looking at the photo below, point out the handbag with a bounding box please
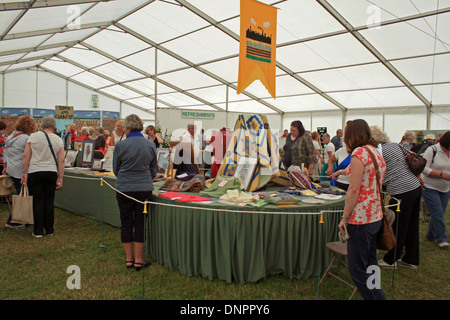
[364,147,397,251]
[399,144,426,175]
[10,184,34,225]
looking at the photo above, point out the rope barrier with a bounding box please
[64,173,401,216]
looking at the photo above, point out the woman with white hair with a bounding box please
[22,116,64,238]
[400,130,415,151]
[113,114,157,271]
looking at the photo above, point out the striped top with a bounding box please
[381,142,421,196]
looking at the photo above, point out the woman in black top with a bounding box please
[94,127,106,152]
[145,125,163,148]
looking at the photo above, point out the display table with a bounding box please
[56,168,345,284]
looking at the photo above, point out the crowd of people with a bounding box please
[281,119,450,300]
[2,113,449,294]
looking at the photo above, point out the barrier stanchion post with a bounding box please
[99,178,107,252]
[316,211,325,300]
[137,200,151,300]
[391,201,401,290]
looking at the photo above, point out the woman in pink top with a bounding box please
[334,119,387,300]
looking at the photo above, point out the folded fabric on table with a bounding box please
[158,191,212,202]
[219,189,259,203]
[160,174,205,192]
[316,187,346,195]
[264,193,299,205]
[175,172,199,181]
[199,175,242,198]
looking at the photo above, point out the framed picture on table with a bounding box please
[64,150,78,168]
[234,157,258,191]
[156,148,170,173]
[81,139,95,166]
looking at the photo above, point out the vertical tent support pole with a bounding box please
[35,68,39,109]
[342,109,347,131]
[225,85,229,129]
[66,79,69,106]
[155,48,158,127]
[1,73,5,108]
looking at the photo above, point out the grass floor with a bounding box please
[0,201,449,301]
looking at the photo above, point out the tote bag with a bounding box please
[11,184,33,225]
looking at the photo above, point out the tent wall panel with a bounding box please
[4,70,36,108]
[68,81,121,112]
[430,106,450,131]
[384,109,427,143]
[37,70,66,109]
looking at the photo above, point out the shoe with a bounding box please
[126,261,134,269]
[5,223,25,229]
[378,259,397,269]
[438,242,449,249]
[134,261,151,271]
[32,232,43,238]
[397,258,418,270]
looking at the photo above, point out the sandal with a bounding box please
[126,261,134,269]
[134,261,151,271]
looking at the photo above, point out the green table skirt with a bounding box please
[148,198,342,283]
[56,169,344,283]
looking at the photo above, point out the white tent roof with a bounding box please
[1,0,449,118]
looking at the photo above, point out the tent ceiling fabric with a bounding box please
[1,0,449,116]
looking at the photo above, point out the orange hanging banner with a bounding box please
[237,0,277,99]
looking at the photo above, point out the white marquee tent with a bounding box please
[0,0,449,141]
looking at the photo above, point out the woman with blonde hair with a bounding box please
[110,120,126,146]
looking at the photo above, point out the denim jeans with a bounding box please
[347,220,387,300]
[422,187,450,244]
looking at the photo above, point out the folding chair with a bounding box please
[319,241,358,300]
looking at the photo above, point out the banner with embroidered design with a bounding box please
[237,0,277,99]
[216,114,289,192]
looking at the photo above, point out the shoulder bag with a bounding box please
[399,144,426,175]
[364,147,397,251]
[43,131,58,168]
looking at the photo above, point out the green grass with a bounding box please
[0,202,449,301]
